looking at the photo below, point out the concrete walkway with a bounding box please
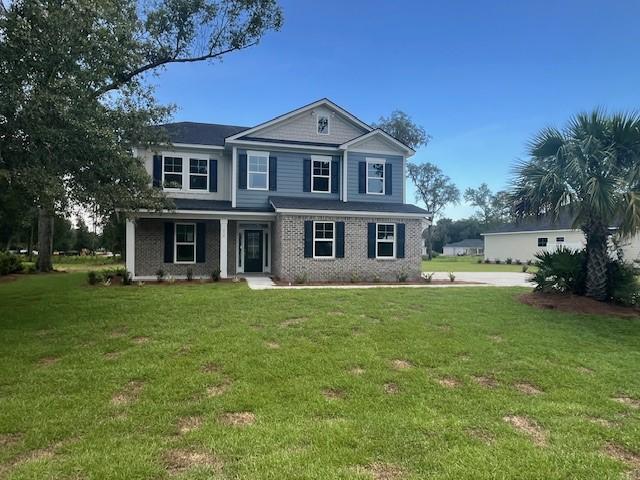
[243,272,534,290]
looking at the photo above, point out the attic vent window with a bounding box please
[317,114,329,135]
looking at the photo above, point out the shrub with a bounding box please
[515,259,522,265]
[522,265,529,273]
[422,272,434,283]
[87,271,101,285]
[121,270,133,286]
[349,271,360,283]
[186,268,193,282]
[530,248,587,294]
[167,275,176,284]
[526,259,533,266]
[448,272,456,282]
[607,261,640,307]
[0,251,23,276]
[156,268,165,282]
[371,273,381,283]
[477,258,483,264]
[210,269,221,282]
[396,270,408,283]
[506,258,513,264]
[294,271,308,284]
[484,258,491,264]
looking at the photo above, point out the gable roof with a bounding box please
[443,239,484,248]
[339,128,415,155]
[155,122,248,147]
[225,98,372,142]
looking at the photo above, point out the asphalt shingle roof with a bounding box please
[443,239,484,248]
[482,210,577,234]
[269,196,429,215]
[154,122,249,147]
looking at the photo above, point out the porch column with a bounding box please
[125,219,135,276]
[220,218,228,278]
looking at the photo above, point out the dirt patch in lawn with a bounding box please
[201,362,221,373]
[514,382,543,395]
[577,366,594,374]
[322,388,346,400]
[109,327,128,338]
[176,416,203,435]
[503,415,547,446]
[391,359,413,370]
[38,356,59,366]
[602,443,640,476]
[357,462,405,480]
[218,412,255,427]
[519,292,640,318]
[104,351,122,360]
[164,449,222,475]
[131,336,150,345]
[0,432,23,447]
[466,428,495,445]
[111,380,144,406]
[436,324,452,332]
[280,317,308,327]
[384,383,399,395]
[349,366,365,375]
[472,376,499,388]
[265,341,280,349]
[438,377,461,389]
[207,380,231,397]
[613,396,640,409]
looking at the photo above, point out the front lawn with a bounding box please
[0,274,638,479]
[423,255,535,272]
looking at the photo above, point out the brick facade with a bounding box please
[272,214,424,282]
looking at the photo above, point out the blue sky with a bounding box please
[152,0,640,219]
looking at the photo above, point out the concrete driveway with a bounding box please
[428,271,535,287]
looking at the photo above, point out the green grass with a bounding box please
[21,256,124,272]
[0,274,638,479]
[422,255,536,272]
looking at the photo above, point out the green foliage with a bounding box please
[464,183,513,224]
[531,248,587,295]
[430,217,482,253]
[372,111,430,150]
[448,272,456,282]
[293,271,308,285]
[0,251,23,275]
[607,262,640,307]
[349,271,360,283]
[522,265,529,273]
[155,269,165,282]
[87,271,101,285]
[422,272,434,283]
[210,269,221,282]
[396,270,408,283]
[505,258,513,264]
[186,268,193,282]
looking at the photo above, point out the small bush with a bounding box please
[515,259,522,265]
[121,270,133,285]
[294,271,308,284]
[608,261,640,307]
[0,251,23,276]
[396,270,408,283]
[349,272,360,283]
[186,268,193,282]
[530,248,586,294]
[156,268,165,282]
[87,271,101,285]
[371,273,381,283]
[448,272,456,282]
[522,265,529,273]
[167,275,176,284]
[526,259,533,266]
[422,272,434,283]
[506,258,513,264]
[24,264,36,274]
[495,259,502,264]
[477,258,482,263]
[484,259,491,264]
[210,269,221,282]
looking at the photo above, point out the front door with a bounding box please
[244,230,263,273]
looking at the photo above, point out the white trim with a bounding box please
[225,98,372,141]
[339,129,415,156]
[310,155,332,193]
[246,150,269,191]
[167,143,225,150]
[132,209,275,220]
[231,146,238,207]
[376,223,396,259]
[220,219,228,278]
[162,155,184,191]
[174,222,196,264]
[366,158,386,195]
[226,139,340,152]
[316,113,330,135]
[481,228,578,236]
[270,206,428,219]
[236,227,243,273]
[125,220,135,275]
[312,220,335,259]
[402,155,406,204]
[161,152,211,193]
[236,224,271,274]
[187,157,209,192]
[342,150,348,202]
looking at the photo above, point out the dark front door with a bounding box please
[244,230,263,273]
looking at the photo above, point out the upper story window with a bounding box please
[367,159,385,195]
[376,223,395,258]
[313,221,335,258]
[189,159,208,190]
[247,150,269,190]
[175,223,196,263]
[163,157,183,189]
[317,114,329,135]
[538,237,548,247]
[311,155,331,193]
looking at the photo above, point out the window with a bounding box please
[175,223,196,263]
[377,223,395,258]
[537,237,548,247]
[317,114,329,135]
[189,158,208,190]
[367,159,385,194]
[313,221,334,258]
[556,236,565,243]
[247,151,269,190]
[311,155,331,192]
[163,157,183,189]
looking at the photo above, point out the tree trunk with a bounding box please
[36,208,54,272]
[584,221,609,301]
[426,224,433,260]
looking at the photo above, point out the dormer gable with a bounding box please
[340,129,415,156]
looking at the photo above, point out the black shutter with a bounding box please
[396,223,405,258]
[359,161,366,194]
[269,156,277,191]
[196,222,206,263]
[209,159,217,192]
[367,223,376,258]
[153,155,162,188]
[304,220,313,258]
[331,159,339,194]
[303,158,311,192]
[164,222,174,263]
[385,163,393,196]
[238,153,247,189]
[335,221,345,258]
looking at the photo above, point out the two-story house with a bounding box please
[126,99,430,282]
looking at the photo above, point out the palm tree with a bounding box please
[511,110,640,301]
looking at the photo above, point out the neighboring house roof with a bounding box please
[155,122,249,147]
[443,239,484,248]
[483,210,582,234]
[269,196,430,216]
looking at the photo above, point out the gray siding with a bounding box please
[236,149,341,209]
[346,152,404,203]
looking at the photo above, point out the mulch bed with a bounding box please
[519,292,640,318]
[89,276,242,287]
[272,279,483,287]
